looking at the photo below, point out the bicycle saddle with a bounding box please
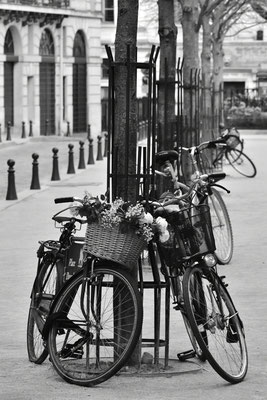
[155,150,179,165]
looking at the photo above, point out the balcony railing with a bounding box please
[0,0,70,8]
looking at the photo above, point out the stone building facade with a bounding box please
[0,0,102,139]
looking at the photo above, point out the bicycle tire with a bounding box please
[47,264,143,387]
[226,149,257,178]
[183,265,248,383]
[27,258,62,364]
[208,188,233,265]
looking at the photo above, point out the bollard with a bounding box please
[6,159,18,200]
[6,121,11,141]
[78,140,86,169]
[66,121,70,137]
[51,148,60,181]
[96,135,103,161]
[67,143,75,174]
[29,120,33,137]
[45,119,49,136]
[21,121,26,139]
[87,124,91,141]
[103,132,108,157]
[87,137,95,165]
[30,153,41,190]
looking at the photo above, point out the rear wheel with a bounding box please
[27,257,62,364]
[183,266,248,383]
[208,188,233,265]
[47,264,143,387]
[226,149,257,178]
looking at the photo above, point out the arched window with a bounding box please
[4,29,14,55]
[39,29,54,56]
[73,30,86,58]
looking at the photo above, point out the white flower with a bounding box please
[155,216,168,233]
[143,212,153,224]
[159,230,170,243]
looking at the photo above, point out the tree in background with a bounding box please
[157,0,177,151]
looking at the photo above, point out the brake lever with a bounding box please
[211,183,230,194]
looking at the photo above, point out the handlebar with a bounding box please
[54,196,83,204]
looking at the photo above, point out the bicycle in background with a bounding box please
[199,126,257,178]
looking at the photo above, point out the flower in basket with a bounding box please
[71,193,169,244]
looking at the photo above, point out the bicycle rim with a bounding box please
[183,266,248,383]
[47,265,143,387]
[208,188,233,265]
[226,149,257,178]
[27,259,61,364]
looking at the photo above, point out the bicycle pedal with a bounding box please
[60,344,84,359]
[177,349,196,361]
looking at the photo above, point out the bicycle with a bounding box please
[36,196,144,387]
[200,126,257,178]
[27,205,87,364]
[148,150,248,383]
[156,142,234,265]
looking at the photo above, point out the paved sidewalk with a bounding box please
[0,132,267,399]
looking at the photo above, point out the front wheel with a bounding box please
[208,188,233,265]
[226,149,257,178]
[27,257,63,364]
[47,264,143,387]
[183,266,248,383]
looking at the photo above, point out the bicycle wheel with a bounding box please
[47,264,143,387]
[208,188,233,265]
[226,149,257,178]
[27,257,62,364]
[183,265,248,383]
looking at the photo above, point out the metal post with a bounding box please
[51,148,60,181]
[78,140,86,169]
[30,153,41,190]
[21,121,26,139]
[29,120,33,137]
[96,135,103,161]
[67,143,75,174]
[6,121,11,141]
[87,138,94,165]
[6,159,18,200]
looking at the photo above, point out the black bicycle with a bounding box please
[27,206,87,364]
[200,127,257,178]
[156,144,233,265]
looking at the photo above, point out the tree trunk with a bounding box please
[114,0,139,203]
[212,38,224,124]
[201,13,212,141]
[114,0,140,367]
[157,0,177,151]
[180,0,200,146]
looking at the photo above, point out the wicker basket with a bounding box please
[84,223,146,269]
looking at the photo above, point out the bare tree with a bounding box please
[114,0,139,203]
[157,0,178,150]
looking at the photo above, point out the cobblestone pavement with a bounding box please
[0,132,267,399]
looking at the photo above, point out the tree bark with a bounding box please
[157,0,177,151]
[114,0,139,202]
[179,0,200,146]
[201,13,212,141]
